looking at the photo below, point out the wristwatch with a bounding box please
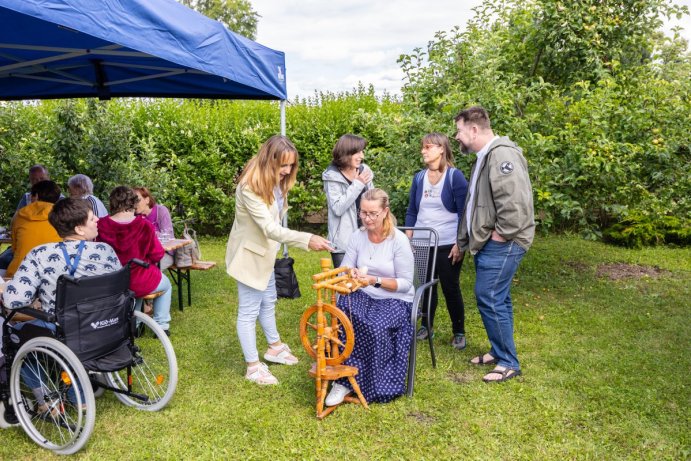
[374,277,382,288]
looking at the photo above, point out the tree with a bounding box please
[178,0,258,39]
[398,0,690,244]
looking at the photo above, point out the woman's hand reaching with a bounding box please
[308,235,335,252]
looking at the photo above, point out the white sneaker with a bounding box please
[325,383,351,406]
[245,362,278,385]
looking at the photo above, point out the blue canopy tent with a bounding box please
[0,0,287,131]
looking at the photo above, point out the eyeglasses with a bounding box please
[358,210,383,220]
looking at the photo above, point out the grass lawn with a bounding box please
[2,235,689,460]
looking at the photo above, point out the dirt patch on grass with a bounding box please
[596,263,671,280]
[407,411,436,425]
[447,370,474,384]
[565,260,590,273]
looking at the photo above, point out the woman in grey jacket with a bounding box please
[322,134,374,267]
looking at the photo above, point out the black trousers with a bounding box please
[421,243,465,335]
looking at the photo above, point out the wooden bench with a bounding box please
[140,290,164,316]
[168,261,217,311]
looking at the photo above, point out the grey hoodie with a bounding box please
[322,164,374,254]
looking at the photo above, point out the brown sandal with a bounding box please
[469,353,497,366]
[482,367,522,383]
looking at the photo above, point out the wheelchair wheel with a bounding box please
[105,311,177,411]
[9,337,96,455]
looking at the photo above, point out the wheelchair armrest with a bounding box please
[9,306,56,323]
[128,258,150,268]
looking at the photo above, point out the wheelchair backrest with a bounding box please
[55,265,134,363]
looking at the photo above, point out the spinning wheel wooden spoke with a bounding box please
[299,304,354,365]
[299,258,370,419]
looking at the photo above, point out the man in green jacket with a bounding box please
[455,106,535,383]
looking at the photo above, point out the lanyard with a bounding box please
[59,240,86,276]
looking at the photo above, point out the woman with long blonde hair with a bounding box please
[225,135,333,385]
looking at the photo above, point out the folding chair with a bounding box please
[398,226,439,397]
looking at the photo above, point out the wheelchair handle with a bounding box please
[128,258,150,268]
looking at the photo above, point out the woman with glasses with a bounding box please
[405,133,469,350]
[225,135,333,386]
[324,188,414,406]
[322,134,374,268]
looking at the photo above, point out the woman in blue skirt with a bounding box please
[326,188,415,405]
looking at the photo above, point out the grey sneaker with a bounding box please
[416,326,434,341]
[451,333,467,350]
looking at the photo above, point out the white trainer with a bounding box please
[325,383,351,406]
[245,362,278,385]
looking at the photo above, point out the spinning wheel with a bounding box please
[299,303,354,365]
[299,258,369,419]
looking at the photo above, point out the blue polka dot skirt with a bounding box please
[336,290,413,403]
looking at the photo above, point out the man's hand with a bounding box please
[491,230,507,242]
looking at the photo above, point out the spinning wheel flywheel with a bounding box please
[299,303,354,365]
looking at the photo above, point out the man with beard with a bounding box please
[454,106,535,383]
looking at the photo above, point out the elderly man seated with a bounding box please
[5,180,62,278]
[67,174,109,218]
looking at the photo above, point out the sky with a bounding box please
[249,0,691,100]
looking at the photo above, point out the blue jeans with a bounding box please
[236,273,280,363]
[474,240,526,370]
[135,275,172,330]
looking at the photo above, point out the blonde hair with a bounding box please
[361,188,397,238]
[238,135,299,205]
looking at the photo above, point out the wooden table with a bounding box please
[162,238,192,252]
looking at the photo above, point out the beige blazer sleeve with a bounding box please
[225,185,312,291]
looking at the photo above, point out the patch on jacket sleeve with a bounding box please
[499,161,514,175]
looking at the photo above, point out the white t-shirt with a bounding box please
[466,136,499,237]
[414,169,458,246]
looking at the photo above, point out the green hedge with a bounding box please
[1,80,688,248]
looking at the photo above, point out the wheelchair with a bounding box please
[0,260,177,455]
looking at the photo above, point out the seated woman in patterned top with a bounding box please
[2,198,121,314]
[1,198,120,417]
[325,188,415,406]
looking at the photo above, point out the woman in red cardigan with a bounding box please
[97,186,172,335]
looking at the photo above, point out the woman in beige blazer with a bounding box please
[226,135,333,385]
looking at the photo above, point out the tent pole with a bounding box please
[280,99,286,136]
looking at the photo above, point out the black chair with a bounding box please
[398,226,439,397]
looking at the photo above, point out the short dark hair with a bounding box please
[133,187,156,208]
[331,134,367,169]
[49,198,92,238]
[454,106,491,130]
[109,186,139,214]
[30,180,61,203]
